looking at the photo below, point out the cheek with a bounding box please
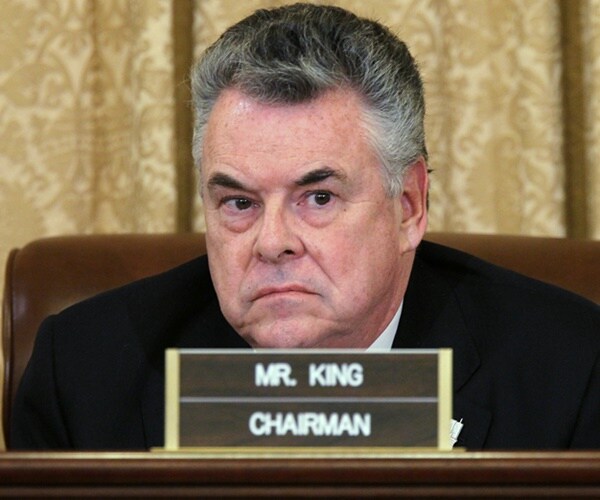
[207,231,253,290]
[308,237,359,286]
[207,233,234,286]
[322,226,400,286]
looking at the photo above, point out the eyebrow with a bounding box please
[206,167,347,192]
[295,167,347,186]
[207,173,248,191]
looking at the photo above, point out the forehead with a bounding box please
[201,87,380,184]
[207,86,367,132]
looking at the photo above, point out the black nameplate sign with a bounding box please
[164,349,452,452]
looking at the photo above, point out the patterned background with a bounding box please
[2,1,599,271]
[0,0,599,445]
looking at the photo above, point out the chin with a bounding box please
[248,334,314,350]
[243,321,329,349]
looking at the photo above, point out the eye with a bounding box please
[307,191,333,207]
[223,197,254,211]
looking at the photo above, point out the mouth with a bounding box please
[252,285,315,301]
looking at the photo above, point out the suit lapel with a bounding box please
[395,249,491,449]
[138,304,250,448]
[124,257,250,448]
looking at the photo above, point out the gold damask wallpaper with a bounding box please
[0,0,599,445]
[2,0,599,265]
[584,0,600,239]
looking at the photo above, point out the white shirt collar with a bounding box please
[366,301,403,351]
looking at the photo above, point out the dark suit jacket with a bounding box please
[11,241,600,450]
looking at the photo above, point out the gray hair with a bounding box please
[191,3,427,196]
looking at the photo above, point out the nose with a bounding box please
[254,204,304,263]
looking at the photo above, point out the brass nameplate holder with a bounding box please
[163,349,453,456]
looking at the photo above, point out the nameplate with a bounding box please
[164,349,452,452]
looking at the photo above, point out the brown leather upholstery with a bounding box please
[426,233,600,304]
[3,232,599,443]
[2,233,207,444]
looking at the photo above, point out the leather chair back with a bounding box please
[3,232,599,445]
[2,233,206,446]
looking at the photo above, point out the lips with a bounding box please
[252,285,314,301]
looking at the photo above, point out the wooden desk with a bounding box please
[0,451,599,497]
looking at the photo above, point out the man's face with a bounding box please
[201,87,427,348]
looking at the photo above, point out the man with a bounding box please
[11,3,600,450]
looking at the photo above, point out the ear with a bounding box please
[399,157,429,252]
